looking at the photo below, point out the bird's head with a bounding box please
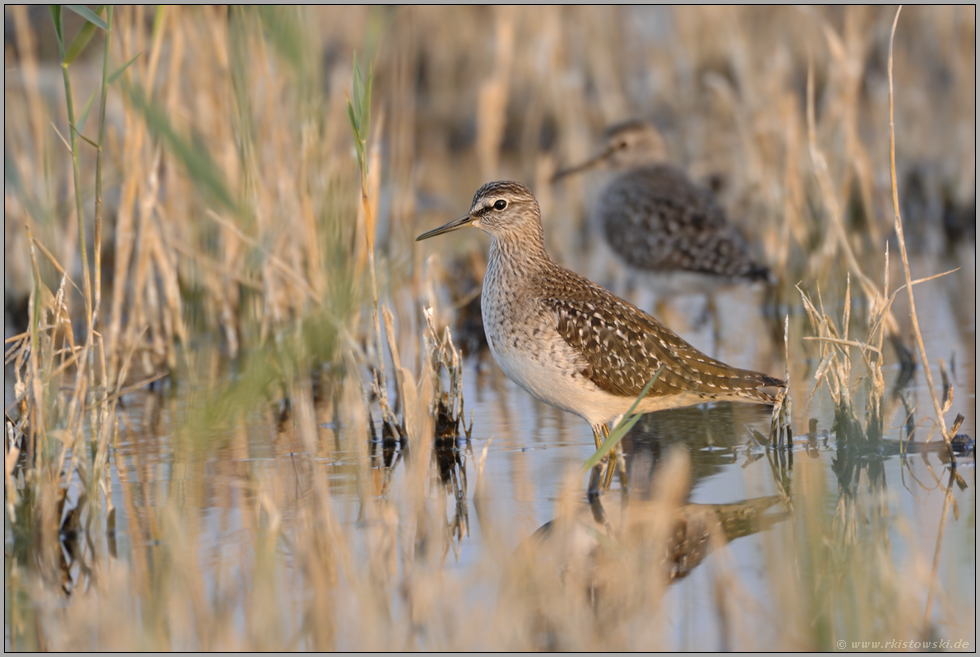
[552,120,667,181]
[416,181,543,242]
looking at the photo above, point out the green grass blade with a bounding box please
[125,82,238,213]
[63,14,100,65]
[583,412,644,471]
[108,51,142,85]
[346,98,364,172]
[348,52,372,178]
[151,5,166,42]
[361,62,373,145]
[583,365,663,471]
[75,87,98,133]
[72,129,100,149]
[49,5,65,55]
[64,4,108,30]
[352,53,363,120]
[256,6,305,77]
[346,97,359,139]
[69,128,99,150]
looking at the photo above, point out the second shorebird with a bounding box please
[416,181,783,455]
[553,120,770,292]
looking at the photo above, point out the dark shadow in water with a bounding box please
[6,484,95,599]
[433,433,471,556]
[371,402,473,559]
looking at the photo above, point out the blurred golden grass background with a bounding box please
[4,5,976,651]
[6,7,975,365]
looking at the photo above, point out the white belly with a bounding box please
[484,309,631,428]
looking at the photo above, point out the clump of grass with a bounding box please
[422,306,469,439]
[5,5,122,557]
[799,275,885,447]
[795,7,964,461]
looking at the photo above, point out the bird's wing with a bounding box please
[540,268,782,398]
[599,166,768,279]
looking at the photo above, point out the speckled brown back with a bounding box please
[535,263,782,399]
[599,165,770,281]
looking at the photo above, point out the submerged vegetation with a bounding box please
[4,6,975,651]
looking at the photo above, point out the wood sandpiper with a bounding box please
[416,181,783,463]
[553,120,771,293]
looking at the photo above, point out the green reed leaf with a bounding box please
[584,366,663,471]
[125,82,238,213]
[108,51,142,85]
[65,4,108,30]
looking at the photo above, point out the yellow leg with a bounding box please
[598,426,614,489]
[593,425,629,491]
[601,460,616,489]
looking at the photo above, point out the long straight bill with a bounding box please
[416,213,476,241]
[551,149,610,182]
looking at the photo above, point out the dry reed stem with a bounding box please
[886,7,955,462]
[359,106,393,427]
[91,7,113,402]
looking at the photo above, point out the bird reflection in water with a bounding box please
[567,404,789,577]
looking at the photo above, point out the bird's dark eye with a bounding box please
[616,140,628,150]
[493,199,507,210]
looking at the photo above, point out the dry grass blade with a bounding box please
[798,271,892,446]
[803,336,882,355]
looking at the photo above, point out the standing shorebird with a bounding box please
[553,120,771,293]
[416,181,783,468]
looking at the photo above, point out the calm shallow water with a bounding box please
[98,321,974,647]
[5,251,976,650]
